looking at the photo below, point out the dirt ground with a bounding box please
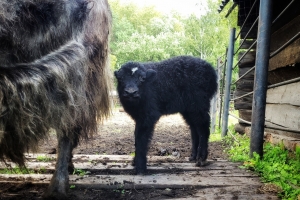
[0,108,235,200]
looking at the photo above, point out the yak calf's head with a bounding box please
[114,62,156,102]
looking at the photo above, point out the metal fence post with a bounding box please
[250,0,273,157]
[221,28,235,137]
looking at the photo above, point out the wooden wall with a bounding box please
[265,82,300,131]
[269,15,300,84]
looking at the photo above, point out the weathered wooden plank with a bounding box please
[172,194,279,200]
[270,15,300,52]
[245,126,300,152]
[171,194,278,200]
[233,90,253,110]
[238,67,255,80]
[237,51,256,67]
[265,104,300,130]
[24,154,180,162]
[238,109,252,122]
[0,173,262,189]
[264,131,300,151]
[269,15,300,71]
[0,161,243,172]
[264,128,300,140]
[267,81,300,106]
[24,154,228,163]
[268,65,300,85]
[239,39,257,50]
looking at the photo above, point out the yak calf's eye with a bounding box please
[139,76,145,82]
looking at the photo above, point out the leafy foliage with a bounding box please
[73,168,87,176]
[108,0,238,69]
[224,132,300,200]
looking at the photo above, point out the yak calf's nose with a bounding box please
[124,88,138,95]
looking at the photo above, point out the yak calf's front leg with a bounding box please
[43,133,76,200]
[133,119,157,174]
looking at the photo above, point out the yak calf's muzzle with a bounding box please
[123,87,139,99]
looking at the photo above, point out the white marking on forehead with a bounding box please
[131,67,138,75]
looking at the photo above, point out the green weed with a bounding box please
[36,155,53,162]
[113,184,126,195]
[73,169,87,176]
[0,167,34,174]
[130,152,135,157]
[70,185,76,189]
[224,132,300,200]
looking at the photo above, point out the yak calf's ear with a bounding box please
[146,69,156,81]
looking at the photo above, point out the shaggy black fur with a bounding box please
[0,0,111,199]
[115,56,218,174]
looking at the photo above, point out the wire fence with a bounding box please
[215,0,300,137]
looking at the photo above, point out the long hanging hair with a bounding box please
[0,0,112,166]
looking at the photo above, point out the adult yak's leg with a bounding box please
[43,129,79,200]
[133,116,160,174]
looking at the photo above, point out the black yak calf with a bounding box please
[0,0,111,199]
[114,56,218,174]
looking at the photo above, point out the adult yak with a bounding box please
[0,0,111,199]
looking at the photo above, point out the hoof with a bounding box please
[43,180,69,200]
[68,163,75,174]
[135,168,147,175]
[195,160,210,167]
[43,190,68,200]
[188,156,196,162]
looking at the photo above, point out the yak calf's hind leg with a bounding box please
[195,112,211,167]
[182,111,210,166]
[181,112,200,162]
[43,131,78,200]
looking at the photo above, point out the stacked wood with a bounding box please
[265,81,300,131]
[233,51,255,133]
[269,15,300,76]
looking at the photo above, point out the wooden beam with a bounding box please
[0,171,261,190]
[239,40,257,50]
[269,15,300,71]
[268,64,300,85]
[267,81,300,106]
[265,104,300,130]
[0,161,238,172]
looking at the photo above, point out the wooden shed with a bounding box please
[219,0,300,150]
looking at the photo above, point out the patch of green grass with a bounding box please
[0,167,35,174]
[223,131,300,200]
[70,185,76,189]
[113,184,126,195]
[209,132,222,142]
[73,168,87,176]
[36,155,53,162]
[130,152,135,157]
[34,167,47,174]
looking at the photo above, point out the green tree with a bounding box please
[108,0,238,68]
